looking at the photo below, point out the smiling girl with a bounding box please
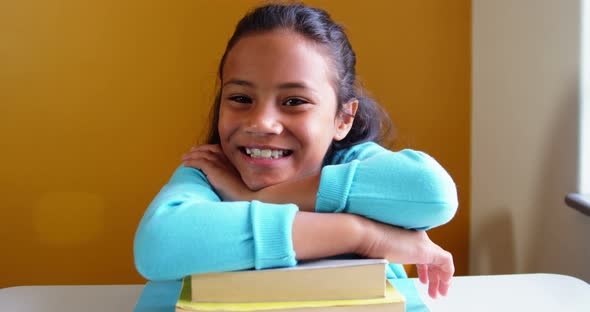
[134,3,458,299]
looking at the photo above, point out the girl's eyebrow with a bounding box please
[223,79,255,88]
[223,79,317,93]
[277,82,320,97]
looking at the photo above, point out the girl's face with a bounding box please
[218,30,355,191]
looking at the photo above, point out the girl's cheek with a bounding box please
[218,111,239,137]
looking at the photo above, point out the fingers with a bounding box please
[183,152,217,166]
[191,144,225,156]
[183,152,217,162]
[182,145,237,180]
[182,149,221,174]
[182,156,214,174]
[183,146,223,163]
[427,249,454,298]
[429,267,452,298]
[438,275,451,296]
[437,252,454,296]
[416,237,455,299]
[417,264,428,284]
[427,266,440,299]
[420,264,451,299]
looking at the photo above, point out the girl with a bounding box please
[134,3,458,299]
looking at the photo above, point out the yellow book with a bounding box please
[175,277,405,312]
[190,259,388,302]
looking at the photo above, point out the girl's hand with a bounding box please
[355,218,454,299]
[181,144,318,210]
[182,144,252,201]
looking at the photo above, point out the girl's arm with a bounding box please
[134,165,388,279]
[177,143,455,286]
[317,142,458,230]
[133,165,299,281]
[136,162,452,297]
[293,212,454,298]
[250,142,458,230]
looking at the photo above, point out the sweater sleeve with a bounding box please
[133,165,299,281]
[316,142,458,230]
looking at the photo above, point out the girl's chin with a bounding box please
[243,177,288,191]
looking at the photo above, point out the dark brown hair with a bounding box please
[206,3,394,159]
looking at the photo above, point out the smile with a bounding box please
[240,147,293,159]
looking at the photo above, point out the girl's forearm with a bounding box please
[291,211,365,259]
[292,211,436,265]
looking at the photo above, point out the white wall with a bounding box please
[582,0,590,194]
[472,0,590,281]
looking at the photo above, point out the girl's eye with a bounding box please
[229,95,252,104]
[283,98,308,106]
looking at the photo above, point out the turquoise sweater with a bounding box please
[134,142,458,281]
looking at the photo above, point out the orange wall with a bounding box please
[0,0,470,287]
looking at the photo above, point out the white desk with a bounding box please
[414,274,590,311]
[0,284,144,312]
[1,274,589,311]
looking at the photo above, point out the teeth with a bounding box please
[260,149,272,158]
[245,148,288,159]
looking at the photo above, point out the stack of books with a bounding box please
[175,258,405,312]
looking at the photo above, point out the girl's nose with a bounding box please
[243,102,283,136]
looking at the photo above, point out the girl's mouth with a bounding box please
[239,147,294,159]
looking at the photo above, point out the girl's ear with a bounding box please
[333,99,359,141]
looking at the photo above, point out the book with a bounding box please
[190,259,388,303]
[176,277,405,312]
